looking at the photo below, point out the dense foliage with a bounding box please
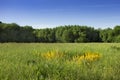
[0,21,120,42]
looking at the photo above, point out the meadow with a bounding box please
[0,43,120,80]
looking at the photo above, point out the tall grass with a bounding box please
[0,43,120,80]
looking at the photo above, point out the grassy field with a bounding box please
[0,43,120,80]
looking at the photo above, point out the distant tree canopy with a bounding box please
[0,22,120,42]
[0,21,2,24]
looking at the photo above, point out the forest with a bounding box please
[0,21,120,43]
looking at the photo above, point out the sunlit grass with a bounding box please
[0,43,120,80]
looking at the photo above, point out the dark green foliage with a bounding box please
[62,28,74,42]
[113,26,120,36]
[0,23,35,42]
[100,28,114,42]
[0,22,120,42]
[34,28,56,42]
[114,35,120,42]
[17,26,35,42]
[0,21,2,24]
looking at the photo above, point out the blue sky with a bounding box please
[1,0,120,29]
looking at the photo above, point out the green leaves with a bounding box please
[0,22,120,43]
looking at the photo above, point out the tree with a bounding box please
[0,21,120,43]
[0,23,20,42]
[114,35,120,42]
[0,21,2,23]
[55,26,65,42]
[62,29,74,42]
[75,32,86,42]
[113,26,120,36]
[18,26,35,42]
[100,28,113,42]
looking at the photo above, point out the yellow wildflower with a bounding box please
[41,51,63,60]
[72,52,100,64]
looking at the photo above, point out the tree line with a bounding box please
[0,21,120,43]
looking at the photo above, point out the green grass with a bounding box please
[0,43,120,80]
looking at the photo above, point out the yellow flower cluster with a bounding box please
[41,51,101,64]
[72,52,100,63]
[41,51,63,60]
[84,52,100,61]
